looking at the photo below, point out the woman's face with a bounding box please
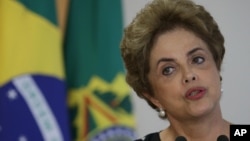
[146,28,221,120]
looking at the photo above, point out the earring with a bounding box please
[158,108,166,118]
[221,88,224,93]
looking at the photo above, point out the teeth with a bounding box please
[190,91,199,96]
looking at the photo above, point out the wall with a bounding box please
[122,0,250,138]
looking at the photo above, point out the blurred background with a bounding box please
[0,0,249,141]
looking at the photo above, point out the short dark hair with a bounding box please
[120,0,225,110]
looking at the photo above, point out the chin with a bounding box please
[189,100,218,118]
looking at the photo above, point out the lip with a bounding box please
[185,87,207,100]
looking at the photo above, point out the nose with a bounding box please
[183,69,197,84]
[184,75,196,83]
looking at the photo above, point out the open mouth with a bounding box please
[185,87,206,100]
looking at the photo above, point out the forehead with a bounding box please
[151,28,208,57]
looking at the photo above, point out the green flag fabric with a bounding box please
[64,0,136,140]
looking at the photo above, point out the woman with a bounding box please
[120,0,231,140]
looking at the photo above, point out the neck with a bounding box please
[163,106,230,141]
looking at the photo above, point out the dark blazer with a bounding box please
[135,132,161,141]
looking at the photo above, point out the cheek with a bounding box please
[151,77,179,96]
[203,68,221,93]
[152,81,182,106]
[200,60,221,82]
[210,67,221,83]
[206,71,220,83]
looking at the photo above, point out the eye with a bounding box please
[192,56,205,64]
[162,66,175,76]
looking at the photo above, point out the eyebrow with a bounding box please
[156,58,175,66]
[187,47,204,56]
[156,47,205,66]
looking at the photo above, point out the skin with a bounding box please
[144,28,230,141]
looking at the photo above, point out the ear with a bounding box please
[142,92,163,108]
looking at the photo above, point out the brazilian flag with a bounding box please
[0,0,70,140]
[64,0,136,141]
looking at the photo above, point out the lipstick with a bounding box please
[185,87,206,100]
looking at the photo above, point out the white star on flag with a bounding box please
[7,89,18,100]
[19,135,28,141]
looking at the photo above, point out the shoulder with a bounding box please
[134,132,160,141]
